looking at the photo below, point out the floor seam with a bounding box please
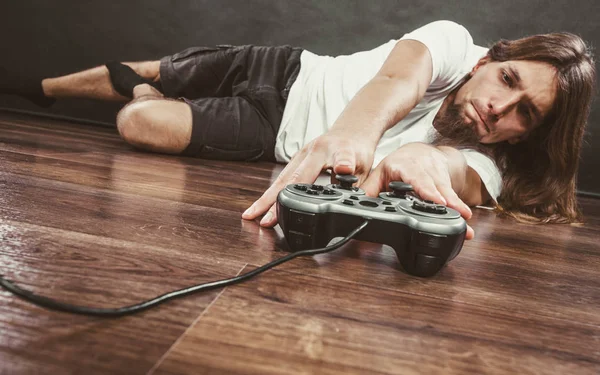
[146,263,249,375]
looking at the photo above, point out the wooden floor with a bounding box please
[0,111,599,375]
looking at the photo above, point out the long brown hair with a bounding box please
[486,33,596,223]
[433,33,596,224]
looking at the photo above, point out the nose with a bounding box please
[488,92,520,120]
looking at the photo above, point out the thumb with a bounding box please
[332,149,356,176]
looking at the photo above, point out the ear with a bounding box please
[470,56,490,76]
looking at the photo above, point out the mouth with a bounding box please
[472,104,491,134]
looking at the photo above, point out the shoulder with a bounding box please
[400,21,478,86]
[403,20,472,41]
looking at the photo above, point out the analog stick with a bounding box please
[389,181,414,197]
[335,174,359,190]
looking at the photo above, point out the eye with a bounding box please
[501,70,514,87]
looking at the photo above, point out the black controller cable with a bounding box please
[0,220,370,317]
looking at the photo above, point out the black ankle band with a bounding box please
[105,61,161,98]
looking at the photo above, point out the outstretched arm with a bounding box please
[243,39,435,226]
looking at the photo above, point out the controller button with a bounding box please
[289,209,316,232]
[424,200,434,204]
[350,195,359,200]
[343,199,354,205]
[294,184,308,191]
[336,174,359,190]
[434,205,448,214]
[382,201,392,205]
[306,189,319,195]
[389,181,414,197]
[322,189,336,195]
[385,206,397,212]
[412,200,427,211]
[288,231,314,249]
[311,184,324,191]
[359,201,378,208]
[415,231,446,249]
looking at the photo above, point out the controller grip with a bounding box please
[396,230,466,277]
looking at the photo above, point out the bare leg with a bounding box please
[41,61,161,101]
[116,84,193,154]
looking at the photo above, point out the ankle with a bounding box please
[41,78,55,98]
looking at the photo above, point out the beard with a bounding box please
[430,97,498,162]
[430,101,481,149]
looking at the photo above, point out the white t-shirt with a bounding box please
[274,20,502,201]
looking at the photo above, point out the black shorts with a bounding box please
[159,45,302,162]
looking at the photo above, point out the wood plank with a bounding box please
[151,265,600,375]
[0,220,247,374]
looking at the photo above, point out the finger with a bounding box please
[259,203,278,227]
[428,161,471,218]
[405,171,447,206]
[437,184,472,220]
[243,152,309,220]
[466,224,475,240]
[360,165,386,197]
[245,150,325,221]
[260,153,326,226]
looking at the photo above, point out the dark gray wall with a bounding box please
[1,0,599,194]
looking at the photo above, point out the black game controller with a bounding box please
[276,174,467,277]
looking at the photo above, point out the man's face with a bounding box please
[452,58,558,144]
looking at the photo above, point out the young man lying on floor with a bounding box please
[2,21,596,239]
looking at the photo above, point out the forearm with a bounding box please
[329,75,423,147]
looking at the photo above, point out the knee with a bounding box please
[116,98,193,154]
[116,100,155,144]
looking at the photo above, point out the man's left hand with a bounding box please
[360,143,475,240]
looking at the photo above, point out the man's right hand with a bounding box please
[241,130,376,227]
